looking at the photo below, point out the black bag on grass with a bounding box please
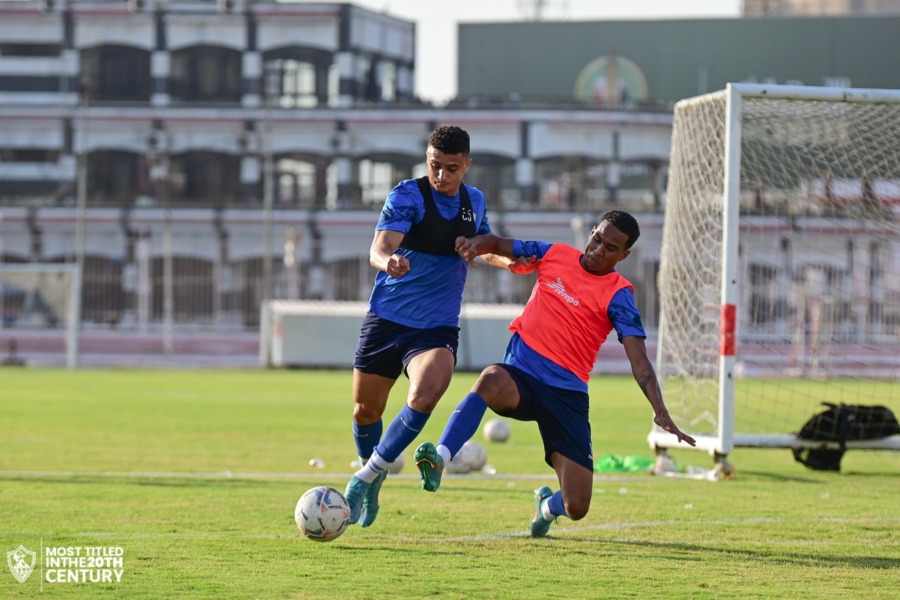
[792,403,900,471]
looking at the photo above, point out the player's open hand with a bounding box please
[508,256,538,275]
[654,412,697,446]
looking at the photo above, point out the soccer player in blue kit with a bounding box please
[414,210,696,536]
[343,125,507,528]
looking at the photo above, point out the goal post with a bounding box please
[650,83,900,463]
[0,263,82,369]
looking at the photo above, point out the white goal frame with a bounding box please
[649,83,900,459]
[0,263,82,369]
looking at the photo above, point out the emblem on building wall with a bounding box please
[573,55,649,107]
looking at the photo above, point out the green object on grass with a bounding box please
[595,453,657,473]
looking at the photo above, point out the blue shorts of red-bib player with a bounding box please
[353,311,459,379]
[494,363,594,472]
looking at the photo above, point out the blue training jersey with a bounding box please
[505,240,647,392]
[368,178,491,329]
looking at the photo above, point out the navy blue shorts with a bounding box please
[353,312,459,380]
[495,363,593,472]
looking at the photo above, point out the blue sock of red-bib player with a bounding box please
[438,392,489,457]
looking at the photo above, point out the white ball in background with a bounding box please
[446,447,471,474]
[463,440,487,471]
[445,440,488,473]
[483,418,511,443]
[387,453,405,474]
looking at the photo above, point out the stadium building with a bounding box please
[0,0,897,366]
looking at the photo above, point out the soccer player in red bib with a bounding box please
[415,210,696,537]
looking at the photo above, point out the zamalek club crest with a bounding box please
[7,545,36,583]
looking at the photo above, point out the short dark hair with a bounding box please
[428,125,470,155]
[601,210,640,249]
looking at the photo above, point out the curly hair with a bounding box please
[428,125,470,155]
[601,210,641,249]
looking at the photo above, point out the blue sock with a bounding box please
[353,420,383,462]
[374,405,429,463]
[547,491,568,519]
[438,392,488,458]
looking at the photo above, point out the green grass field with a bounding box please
[1,369,898,599]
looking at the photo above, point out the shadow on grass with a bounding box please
[830,470,900,477]
[729,470,821,483]
[739,468,900,481]
[562,536,900,570]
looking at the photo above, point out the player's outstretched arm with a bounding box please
[622,336,697,447]
[456,233,513,259]
[454,234,537,273]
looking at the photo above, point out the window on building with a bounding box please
[87,150,141,208]
[172,151,241,208]
[535,158,576,210]
[171,47,242,104]
[276,158,318,207]
[359,159,397,206]
[151,257,213,320]
[466,156,517,209]
[749,263,784,325]
[80,46,152,102]
[275,60,317,108]
[380,62,396,102]
[80,255,125,326]
[263,47,335,108]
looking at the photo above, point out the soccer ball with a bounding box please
[483,418,511,443]
[463,440,487,471]
[388,453,405,474]
[446,440,488,474]
[446,448,471,474]
[295,486,351,542]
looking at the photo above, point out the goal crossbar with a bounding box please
[726,82,900,103]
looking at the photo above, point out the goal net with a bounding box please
[650,84,900,461]
[0,263,81,368]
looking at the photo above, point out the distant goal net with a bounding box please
[0,263,81,368]
[650,84,900,462]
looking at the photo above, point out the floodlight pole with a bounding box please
[72,104,88,369]
[66,264,81,370]
[262,100,274,304]
[148,127,174,354]
[260,63,281,303]
[162,164,174,355]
